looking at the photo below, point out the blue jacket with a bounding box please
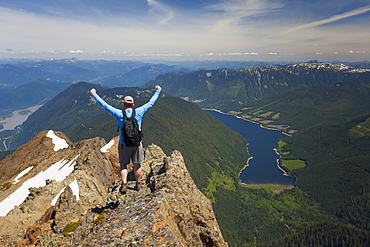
[92,90,161,145]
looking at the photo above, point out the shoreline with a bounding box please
[241,182,294,188]
[205,108,295,188]
[238,155,253,177]
[203,108,292,137]
[273,148,294,179]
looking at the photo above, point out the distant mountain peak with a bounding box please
[285,62,370,73]
[288,62,351,71]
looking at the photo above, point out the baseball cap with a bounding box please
[123,96,134,103]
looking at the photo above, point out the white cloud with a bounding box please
[146,0,174,25]
[282,5,370,34]
[207,0,283,20]
[348,50,366,54]
[69,50,84,54]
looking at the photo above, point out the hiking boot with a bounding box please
[120,183,127,194]
[135,182,142,191]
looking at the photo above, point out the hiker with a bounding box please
[90,86,162,194]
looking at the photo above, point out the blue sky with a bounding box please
[0,0,369,61]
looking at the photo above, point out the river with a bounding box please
[206,110,295,186]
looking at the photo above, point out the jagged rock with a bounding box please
[69,145,227,246]
[52,186,82,233]
[0,131,227,246]
[0,131,114,245]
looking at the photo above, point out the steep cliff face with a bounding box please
[0,131,227,246]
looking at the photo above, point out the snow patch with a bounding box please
[0,155,79,217]
[100,139,115,153]
[51,180,80,206]
[46,130,69,151]
[51,187,65,206]
[69,180,80,201]
[13,166,33,184]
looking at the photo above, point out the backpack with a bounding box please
[121,109,142,147]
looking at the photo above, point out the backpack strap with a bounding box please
[122,109,135,120]
[120,109,136,148]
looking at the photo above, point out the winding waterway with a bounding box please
[206,110,295,186]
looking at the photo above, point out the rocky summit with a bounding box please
[0,131,227,246]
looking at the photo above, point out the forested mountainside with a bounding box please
[239,82,370,134]
[258,222,370,247]
[0,80,71,116]
[146,62,370,110]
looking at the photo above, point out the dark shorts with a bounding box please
[118,143,143,165]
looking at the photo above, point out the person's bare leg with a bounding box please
[133,163,142,190]
[120,163,128,194]
[120,163,128,183]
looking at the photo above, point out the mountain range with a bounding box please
[0,58,191,90]
[1,60,370,246]
[146,62,370,110]
[1,59,369,119]
[0,58,290,90]
[2,58,369,91]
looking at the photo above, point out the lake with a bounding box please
[206,110,295,186]
[0,105,43,132]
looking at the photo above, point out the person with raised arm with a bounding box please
[90,86,162,194]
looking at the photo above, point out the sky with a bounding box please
[0,0,369,62]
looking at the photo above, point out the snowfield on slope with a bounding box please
[0,155,79,217]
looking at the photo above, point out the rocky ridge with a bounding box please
[0,131,227,246]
